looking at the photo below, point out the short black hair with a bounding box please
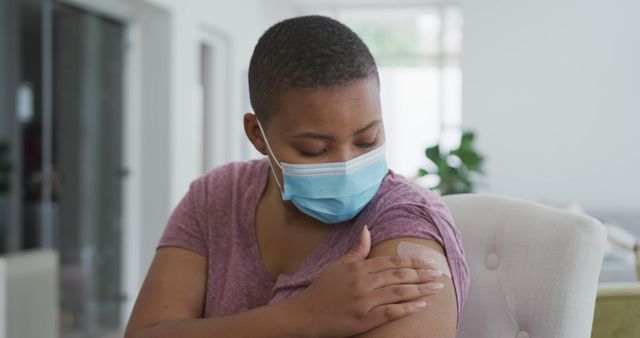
[248,15,379,125]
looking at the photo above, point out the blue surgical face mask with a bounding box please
[257,118,389,224]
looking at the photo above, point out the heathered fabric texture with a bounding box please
[157,158,470,326]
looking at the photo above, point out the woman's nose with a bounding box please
[332,147,357,163]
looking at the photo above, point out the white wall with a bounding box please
[110,0,273,323]
[121,0,171,323]
[135,0,270,207]
[461,0,640,212]
[287,0,640,213]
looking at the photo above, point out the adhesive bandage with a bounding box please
[396,241,452,279]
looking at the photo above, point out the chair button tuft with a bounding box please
[485,253,500,270]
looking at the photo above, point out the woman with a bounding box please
[125,15,469,338]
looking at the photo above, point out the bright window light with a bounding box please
[338,6,463,178]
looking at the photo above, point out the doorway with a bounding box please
[0,0,126,336]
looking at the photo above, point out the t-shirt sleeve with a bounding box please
[156,180,208,257]
[367,201,444,248]
[364,185,470,327]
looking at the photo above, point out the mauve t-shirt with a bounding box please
[157,158,470,326]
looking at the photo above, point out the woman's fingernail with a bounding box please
[422,282,444,292]
[426,269,443,278]
[420,258,435,266]
[412,300,427,311]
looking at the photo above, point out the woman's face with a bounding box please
[245,77,385,174]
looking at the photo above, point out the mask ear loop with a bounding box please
[255,116,285,197]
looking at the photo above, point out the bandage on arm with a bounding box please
[397,241,452,278]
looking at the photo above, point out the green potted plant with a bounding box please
[417,130,486,195]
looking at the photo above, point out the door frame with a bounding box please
[56,0,142,330]
[197,25,230,172]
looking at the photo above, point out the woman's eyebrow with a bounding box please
[292,119,381,140]
[354,120,381,135]
[292,132,334,140]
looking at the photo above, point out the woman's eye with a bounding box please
[357,140,376,148]
[298,148,327,157]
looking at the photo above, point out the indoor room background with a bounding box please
[0,0,638,337]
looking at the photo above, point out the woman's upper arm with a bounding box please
[353,237,458,338]
[124,246,207,338]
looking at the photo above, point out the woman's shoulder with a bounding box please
[360,169,459,248]
[184,158,269,207]
[369,171,470,326]
[193,158,269,189]
[370,170,451,218]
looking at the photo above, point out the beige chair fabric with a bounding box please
[442,194,606,338]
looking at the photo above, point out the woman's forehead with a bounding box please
[272,78,382,133]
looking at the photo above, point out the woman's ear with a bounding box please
[243,113,268,155]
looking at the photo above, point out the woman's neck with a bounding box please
[265,171,305,221]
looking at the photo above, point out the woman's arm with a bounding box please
[124,247,303,338]
[126,228,444,338]
[351,237,458,338]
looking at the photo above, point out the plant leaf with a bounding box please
[459,131,475,151]
[425,145,442,165]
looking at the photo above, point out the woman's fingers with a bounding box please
[358,255,436,274]
[366,282,445,307]
[366,297,430,326]
[363,267,443,291]
[295,252,444,337]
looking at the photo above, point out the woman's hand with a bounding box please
[286,226,445,338]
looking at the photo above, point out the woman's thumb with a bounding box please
[337,225,371,264]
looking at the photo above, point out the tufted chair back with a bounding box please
[443,194,606,338]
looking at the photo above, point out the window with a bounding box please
[337,6,463,178]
